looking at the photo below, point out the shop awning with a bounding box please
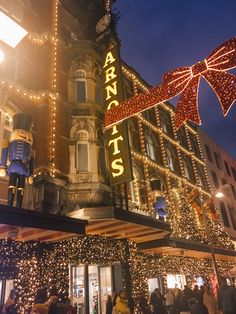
[0,204,87,242]
[68,207,171,243]
[137,237,236,261]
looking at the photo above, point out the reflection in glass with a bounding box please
[71,266,85,313]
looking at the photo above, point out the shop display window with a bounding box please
[167,274,186,290]
[70,265,112,314]
[71,265,85,313]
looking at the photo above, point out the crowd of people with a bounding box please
[145,277,236,314]
[1,287,77,314]
[1,278,236,314]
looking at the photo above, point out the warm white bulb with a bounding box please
[215,192,224,198]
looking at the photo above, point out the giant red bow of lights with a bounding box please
[105,37,236,129]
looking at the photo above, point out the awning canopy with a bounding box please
[137,237,236,261]
[0,204,87,242]
[68,207,171,243]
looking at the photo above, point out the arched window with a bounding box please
[76,130,89,172]
[75,70,86,103]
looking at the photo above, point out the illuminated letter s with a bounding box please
[111,158,125,177]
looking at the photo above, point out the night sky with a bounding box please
[114,0,236,159]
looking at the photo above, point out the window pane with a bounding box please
[71,266,85,313]
[214,153,222,170]
[76,81,86,102]
[88,266,99,314]
[99,267,112,314]
[224,160,231,176]
[204,144,212,162]
[211,171,219,188]
[77,144,88,172]
[220,202,230,227]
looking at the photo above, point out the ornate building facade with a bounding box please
[0,1,235,313]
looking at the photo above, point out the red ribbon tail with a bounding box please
[175,76,201,128]
[203,71,236,116]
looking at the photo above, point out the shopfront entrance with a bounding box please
[70,264,122,314]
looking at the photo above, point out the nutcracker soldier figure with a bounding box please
[0,113,34,208]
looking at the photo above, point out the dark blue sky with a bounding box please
[115,0,236,159]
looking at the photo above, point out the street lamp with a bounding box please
[200,184,231,285]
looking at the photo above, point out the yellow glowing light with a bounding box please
[0,11,28,47]
[0,48,4,63]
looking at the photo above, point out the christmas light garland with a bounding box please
[0,235,234,312]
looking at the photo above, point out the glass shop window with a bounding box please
[70,265,112,314]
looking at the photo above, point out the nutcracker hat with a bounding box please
[13,113,32,131]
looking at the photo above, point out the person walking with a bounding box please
[106,295,113,314]
[218,277,236,314]
[150,288,165,314]
[164,289,175,314]
[48,286,59,314]
[2,289,19,314]
[30,288,50,314]
[114,290,131,314]
[203,285,217,314]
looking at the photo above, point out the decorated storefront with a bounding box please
[1,236,234,313]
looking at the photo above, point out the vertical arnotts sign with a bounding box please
[103,43,133,185]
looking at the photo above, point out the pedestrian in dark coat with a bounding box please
[150,288,165,314]
[218,277,236,314]
[106,295,113,314]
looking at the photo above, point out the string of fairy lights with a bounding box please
[122,63,213,210]
[0,237,234,312]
